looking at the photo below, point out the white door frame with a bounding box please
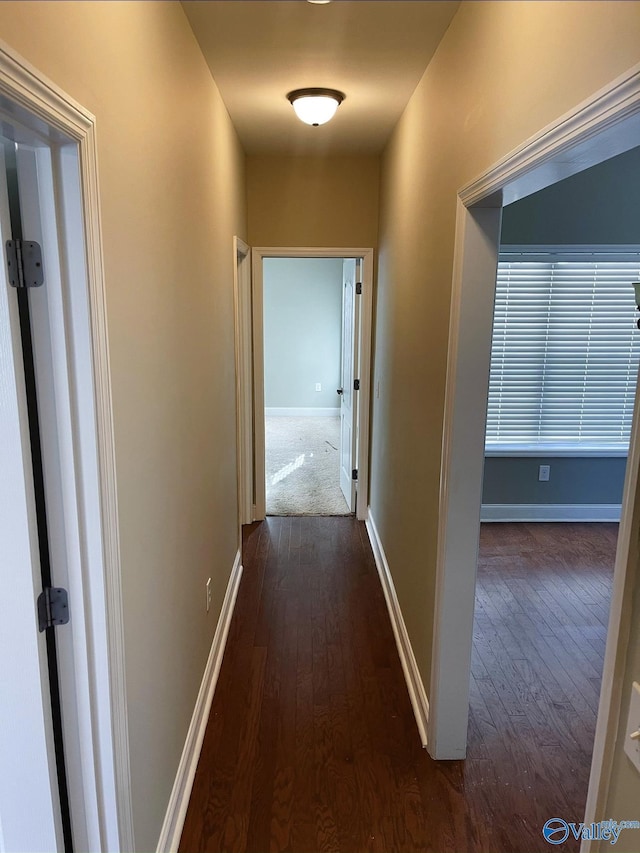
[339,257,360,512]
[249,247,374,522]
[431,59,640,837]
[0,141,63,853]
[233,237,253,528]
[0,41,133,850]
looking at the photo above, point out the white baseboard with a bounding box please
[156,550,243,853]
[365,511,429,747]
[265,407,340,417]
[480,503,621,522]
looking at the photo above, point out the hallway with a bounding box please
[179,518,613,853]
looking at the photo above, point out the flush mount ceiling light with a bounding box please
[287,88,345,127]
[307,1,332,4]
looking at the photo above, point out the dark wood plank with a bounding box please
[179,519,615,853]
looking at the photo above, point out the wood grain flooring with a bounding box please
[179,519,616,853]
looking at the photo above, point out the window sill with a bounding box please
[485,445,628,458]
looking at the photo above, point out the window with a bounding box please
[486,246,640,453]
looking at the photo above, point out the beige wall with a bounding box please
[247,154,379,248]
[0,2,247,849]
[372,0,640,699]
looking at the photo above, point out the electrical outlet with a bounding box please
[206,578,212,613]
[376,381,380,399]
[315,383,322,392]
[624,682,640,774]
[538,464,550,482]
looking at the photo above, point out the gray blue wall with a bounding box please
[263,257,343,409]
[501,146,640,246]
[483,146,640,510]
[483,456,627,507]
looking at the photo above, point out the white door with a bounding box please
[339,258,360,511]
[0,146,63,850]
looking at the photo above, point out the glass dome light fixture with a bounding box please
[287,88,345,127]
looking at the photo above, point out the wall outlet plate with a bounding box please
[538,464,550,482]
[315,383,322,392]
[624,681,640,774]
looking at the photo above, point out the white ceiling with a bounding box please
[181,1,460,155]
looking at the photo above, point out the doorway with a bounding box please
[430,63,640,829]
[246,247,374,522]
[262,256,349,515]
[0,47,129,852]
[463,157,640,839]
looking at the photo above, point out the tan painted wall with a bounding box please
[372,0,640,693]
[247,154,379,248]
[0,2,247,849]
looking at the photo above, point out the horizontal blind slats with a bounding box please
[486,252,640,449]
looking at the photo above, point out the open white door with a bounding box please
[0,146,62,851]
[339,258,360,511]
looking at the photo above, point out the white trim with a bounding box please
[156,551,243,853]
[480,504,621,523]
[0,40,132,850]
[251,247,374,523]
[583,368,640,850]
[460,64,640,207]
[356,257,373,524]
[365,512,429,747]
[430,57,640,841]
[430,203,502,760]
[253,247,377,258]
[233,237,252,528]
[265,407,340,417]
[252,249,267,521]
[485,447,628,458]
[0,139,61,853]
[500,243,640,262]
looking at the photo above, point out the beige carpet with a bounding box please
[265,416,351,516]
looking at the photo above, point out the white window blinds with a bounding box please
[486,247,640,450]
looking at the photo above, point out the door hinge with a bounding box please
[37,587,70,632]
[354,379,360,391]
[352,469,358,481]
[6,240,44,289]
[356,282,362,295]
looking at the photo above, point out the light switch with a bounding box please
[624,681,640,774]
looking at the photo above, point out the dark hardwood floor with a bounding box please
[179,518,616,853]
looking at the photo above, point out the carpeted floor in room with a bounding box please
[265,416,350,516]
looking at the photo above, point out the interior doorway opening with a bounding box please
[245,247,374,523]
[263,256,351,516]
[431,64,640,838]
[464,155,640,841]
[0,46,130,853]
